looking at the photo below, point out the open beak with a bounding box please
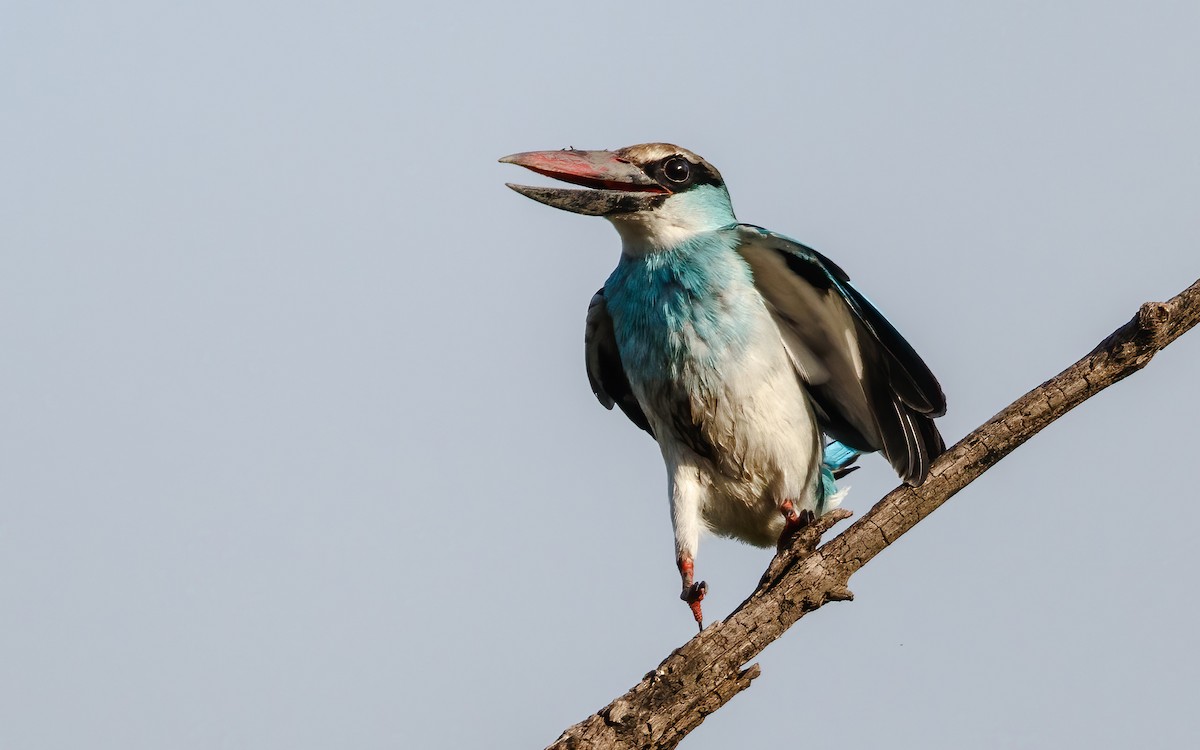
[499,150,668,216]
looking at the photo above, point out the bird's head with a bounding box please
[501,143,736,253]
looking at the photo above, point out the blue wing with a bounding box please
[733,225,946,484]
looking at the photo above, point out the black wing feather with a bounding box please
[584,290,655,437]
[734,225,946,484]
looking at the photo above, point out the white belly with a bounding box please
[646,327,821,548]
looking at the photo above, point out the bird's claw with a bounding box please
[777,504,816,552]
[681,580,708,631]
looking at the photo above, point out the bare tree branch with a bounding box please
[547,277,1200,750]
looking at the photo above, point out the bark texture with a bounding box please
[547,278,1200,750]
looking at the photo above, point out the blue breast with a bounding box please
[603,230,760,387]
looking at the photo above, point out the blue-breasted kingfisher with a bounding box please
[501,144,946,630]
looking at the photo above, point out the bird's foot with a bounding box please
[676,554,707,632]
[681,581,707,632]
[777,499,816,552]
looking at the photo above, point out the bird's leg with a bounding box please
[677,553,707,632]
[777,498,816,552]
[669,466,707,631]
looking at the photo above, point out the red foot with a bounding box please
[677,555,708,632]
[682,581,707,631]
[777,499,816,552]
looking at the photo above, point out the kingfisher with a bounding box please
[501,144,946,629]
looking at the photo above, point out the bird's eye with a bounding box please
[662,156,691,184]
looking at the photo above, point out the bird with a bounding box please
[500,143,946,630]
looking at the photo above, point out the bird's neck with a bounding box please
[604,231,760,384]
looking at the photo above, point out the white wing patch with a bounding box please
[844,327,864,379]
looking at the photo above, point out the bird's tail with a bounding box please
[817,440,860,515]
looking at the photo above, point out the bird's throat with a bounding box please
[604,233,759,385]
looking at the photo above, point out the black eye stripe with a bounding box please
[645,155,723,191]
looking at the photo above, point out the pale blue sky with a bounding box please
[3,2,1198,748]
